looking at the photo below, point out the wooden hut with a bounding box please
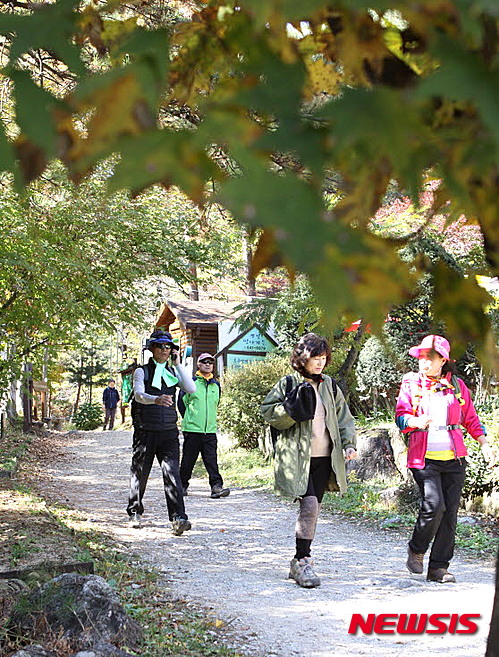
[155,299,240,367]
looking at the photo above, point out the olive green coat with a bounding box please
[260,373,356,498]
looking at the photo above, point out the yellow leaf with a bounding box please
[305,57,340,98]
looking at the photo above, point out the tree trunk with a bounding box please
[73,355,84,416]
[22,362,33,432]
[336,321,367,398]
[188,262,199,300]
[242,232,256,297]
[486,548,499,656]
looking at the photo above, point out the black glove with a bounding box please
[284,382,317,422]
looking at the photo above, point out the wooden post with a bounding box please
[22,362,33,432]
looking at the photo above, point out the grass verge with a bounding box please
[1,492,241,657]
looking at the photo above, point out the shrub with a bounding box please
[72,402,103,431]
[461,433,498,502]
[218,355,290,450]
[355,336,401,414]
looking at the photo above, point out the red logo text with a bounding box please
[348,613,480,635]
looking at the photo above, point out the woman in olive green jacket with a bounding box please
[260,333,357,589]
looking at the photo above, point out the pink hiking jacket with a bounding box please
[395,372,486,469]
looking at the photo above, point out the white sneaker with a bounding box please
[129,512,142,529]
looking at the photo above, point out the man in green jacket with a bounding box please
[179,353,230,499]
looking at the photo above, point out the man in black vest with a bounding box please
[127,329,196,535]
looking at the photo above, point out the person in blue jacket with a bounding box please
[102,379,120,430]
[179,353,230,499]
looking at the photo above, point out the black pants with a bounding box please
[295,456,332,560]
[103,407,116,430]
[180,431,223,490]
[127,427,187,521]
[409,458,466,570]
[303,456,332,503]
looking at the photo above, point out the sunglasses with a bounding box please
[200,359,214,364]
[154,344,172,350]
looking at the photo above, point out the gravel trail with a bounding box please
[34,429,496,657]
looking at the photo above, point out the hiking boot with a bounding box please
[171,517,192,536]
[129,512,142,529]
[427,568,456,583]
[210,486,230,499]
[406,546,424,574]
[288,557,321,588]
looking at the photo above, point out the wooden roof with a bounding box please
[156,299,241,329]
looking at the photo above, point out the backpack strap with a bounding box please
[330,377,338,397]
[450,374,465,406]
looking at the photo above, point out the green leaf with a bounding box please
[257,122,329,178]
[416,35,499,161]
[116,27,170,83]
[108,129,217,199]
[0,126,16,174]
[318,88,429,198]
[11,70,63,153]
[236,49,306,127]
[219,167,414,326]
[433,262,493,350]
[218,169,326,262]
[237,0,393,24]
[0,0,84,75]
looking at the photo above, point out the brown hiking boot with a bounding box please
[427,568,456,583]
[171,517,192,536]
[406,546,424,574]
[289,557,321,588]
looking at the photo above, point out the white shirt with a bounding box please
[426,390,454,452]
[310,381,332,457]
[133,362,196,404]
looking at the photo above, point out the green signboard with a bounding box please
[227,353,267,369]
[231,327,276,353]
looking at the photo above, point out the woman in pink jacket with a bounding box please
[395,335,495,583]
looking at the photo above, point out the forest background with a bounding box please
[1,0,498,425]
[0,2,498,655]
[0,0,497,545]
[0,0,499,502]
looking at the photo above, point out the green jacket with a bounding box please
[260,373,356,497]
[180,375,220,433]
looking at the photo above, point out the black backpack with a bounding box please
[269,375,338,453]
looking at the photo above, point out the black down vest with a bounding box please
[132,359,179,431]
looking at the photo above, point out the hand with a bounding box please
[154,394,173,407]
[345,448,357,461]
[481,443,496,468]
[170,349,180,366]
[408,414,432,430]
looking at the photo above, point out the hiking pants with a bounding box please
[127,427,187,520]
[409,458,466,570]
[295,456,332,559]
[180,431,223,491]
[103,407,116,430]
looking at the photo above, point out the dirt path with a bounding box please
[33,429,496,657]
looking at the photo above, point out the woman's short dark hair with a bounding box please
[426,348,457,376]
[290,332,331,378]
